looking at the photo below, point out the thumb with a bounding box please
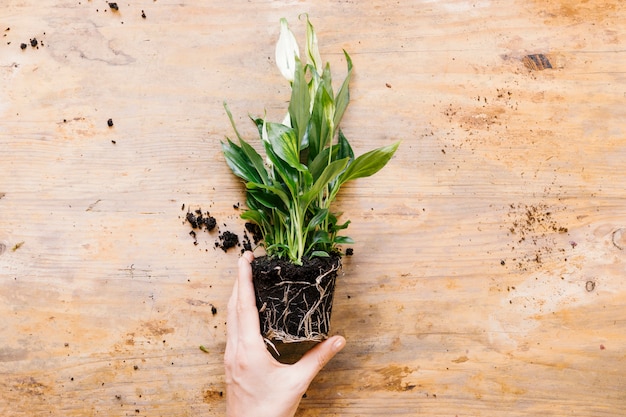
[295,335,346,382]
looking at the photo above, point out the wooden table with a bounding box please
[1,1,625,415]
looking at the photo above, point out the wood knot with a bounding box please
[523,54,553,71]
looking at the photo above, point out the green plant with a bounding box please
[222,16,399,265]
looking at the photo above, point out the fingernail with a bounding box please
[332,336,346,352]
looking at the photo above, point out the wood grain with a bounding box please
[1,1,625,416]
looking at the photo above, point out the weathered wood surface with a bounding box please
[1,1,625,416]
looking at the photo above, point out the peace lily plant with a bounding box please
[220,16,398,352]
[222,16,399,265]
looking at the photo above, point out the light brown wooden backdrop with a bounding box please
[1,1,625,416]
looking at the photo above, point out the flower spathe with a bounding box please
[275,18,300,82]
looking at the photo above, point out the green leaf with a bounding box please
[246,182,291,209]
[339,141,400,185]
[241,209,269,228]
[310,250,330,258]
[331,219,351,232]
[247,187,288,213]
[333,235,354,244]
[307,65,321,112]
[239,139,269,185]
[333,51,352,128]
[221,139,263,184]
[308,230,331,247]
[263,141,298,194]
[288,58,311,147]
[307,208,329,231]
[308,145,338,180]
[320,62,333,97]
[267,242,291,257]
[223,102,244,142]
[302,157,349,207]
[308,86,334,162]
[265,122,305,171]
[313,230,332,242]
[337,129,354,160]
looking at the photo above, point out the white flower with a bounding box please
[275,18,300,82]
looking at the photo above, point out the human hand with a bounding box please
[224,251,346,417]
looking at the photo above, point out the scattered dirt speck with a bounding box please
[503,203,570,271]
[189,230,198,245]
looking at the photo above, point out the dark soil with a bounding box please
[242,222,262,253]
[251,254,341,342]
[186,209,216,232]
[241,231,253,252]
[183,205,247,252]
[189,230,198,245]
[218,231,239,252]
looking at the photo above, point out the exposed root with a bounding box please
[266,329,327,343]
[263,337,280,356]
